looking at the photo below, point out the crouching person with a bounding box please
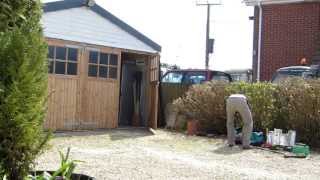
[226,94,253,149]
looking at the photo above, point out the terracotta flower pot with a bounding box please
[187,120,198,136]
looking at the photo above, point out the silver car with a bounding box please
[271,66,314,83]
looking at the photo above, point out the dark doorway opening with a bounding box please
[119,53,148,127]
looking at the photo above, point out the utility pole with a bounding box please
[205,5,210,70]
[197,1,221,69]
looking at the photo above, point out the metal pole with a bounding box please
[197,1,221,70]
[257,2,263,81]
[205,5,211,70]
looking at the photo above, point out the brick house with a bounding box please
[245,0,320,81]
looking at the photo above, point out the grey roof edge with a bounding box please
[43,0,84,12]
[43,0,161,52]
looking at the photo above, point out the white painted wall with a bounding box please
[42,7,157,53]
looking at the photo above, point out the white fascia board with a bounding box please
[244,0,320,6]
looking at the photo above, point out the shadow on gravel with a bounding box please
[54,127,154,141]
[109,128,154,141]
[212,145,243,155]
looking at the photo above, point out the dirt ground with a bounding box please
[36,128,320,180]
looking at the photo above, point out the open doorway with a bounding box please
[119,53,148,127]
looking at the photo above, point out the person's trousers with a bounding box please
[226,97,253,147]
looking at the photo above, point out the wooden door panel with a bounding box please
[46,76,79,130]
[80,48,121,129]
[81,80,118,129]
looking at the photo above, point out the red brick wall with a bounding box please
[253,2,320,81]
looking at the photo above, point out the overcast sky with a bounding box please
[43,0,254,71]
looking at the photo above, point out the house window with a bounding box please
[88,51,118,79]
[47,45,78,75]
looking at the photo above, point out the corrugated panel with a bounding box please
[42,7,157,53]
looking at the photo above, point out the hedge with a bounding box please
[173,79,320,148]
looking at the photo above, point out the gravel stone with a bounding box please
[35,129,320,180]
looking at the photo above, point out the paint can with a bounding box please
[272,129,282,145]
[267,131,273,144]
[280,134,289,146]
[288,130,296,147]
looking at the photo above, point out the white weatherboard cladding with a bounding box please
[42,7,156,53]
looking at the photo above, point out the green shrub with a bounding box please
[227,82,277,131]
[276,78,320,146]
[0,0,37,31]
[173,81,277,134]
[173,81,229,134]
[173,79,320,147]
[0,0,50,179]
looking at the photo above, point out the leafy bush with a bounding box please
[173,81,229,134]
[227,82,277,131]
[172,79,320,147]
[276,78,320,146]
[0,0,38,31]
[0,0,50,179]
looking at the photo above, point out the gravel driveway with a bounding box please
[36,128,320,180]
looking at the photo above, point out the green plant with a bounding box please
[0,0,35,31]
[53,148,78,179]
[0,0,50,179]
[226,82,277,131]
[276,78,320,146]
[173,79,320,147]
[28,148,81,180]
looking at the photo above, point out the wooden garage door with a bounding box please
[45,45,81,130]
[45,41,121,130]
[79,48,121,129]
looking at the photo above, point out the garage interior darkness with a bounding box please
[119,53,149,127]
